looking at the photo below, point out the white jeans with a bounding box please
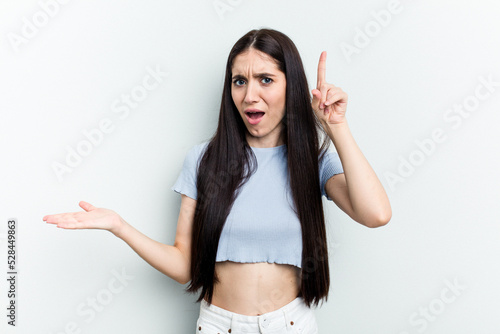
[196,296,319,334]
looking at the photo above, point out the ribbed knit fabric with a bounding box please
[171,141,344,268]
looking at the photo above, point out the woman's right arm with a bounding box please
[43,195,196,285]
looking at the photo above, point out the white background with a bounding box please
[1,0,499,333]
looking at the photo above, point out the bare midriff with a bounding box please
[204,261,302,316]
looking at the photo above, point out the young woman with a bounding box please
[43,28,391,333]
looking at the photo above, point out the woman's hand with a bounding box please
[43,201,124,236]
[311,51,348,125]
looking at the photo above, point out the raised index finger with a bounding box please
[317,51,327,88]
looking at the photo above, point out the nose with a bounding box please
[244,80,260,104]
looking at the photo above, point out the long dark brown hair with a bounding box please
[186,28,333,308]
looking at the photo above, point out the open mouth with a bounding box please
[245,111,265,119]
[245,111,265,125]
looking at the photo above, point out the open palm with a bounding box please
[43,201,120,234]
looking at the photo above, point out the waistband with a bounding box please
[199,296,309,332]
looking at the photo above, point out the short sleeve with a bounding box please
[170,142,208,200]
[319,149,344,201]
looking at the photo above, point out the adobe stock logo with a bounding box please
[398,277,466,334]
[51,65,169,182]
[384,74,499,192]
[7,0,72,53]
[340,0,404,64]
[47,267,134,334]
[212,0,242,20]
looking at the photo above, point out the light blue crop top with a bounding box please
[170,141,344,268]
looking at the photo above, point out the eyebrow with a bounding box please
[231,72,277,80]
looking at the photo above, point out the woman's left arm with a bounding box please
[312,51,391,228]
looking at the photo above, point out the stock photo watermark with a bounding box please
[47,267,134,334]
[340,0,404,64]
[7,0,72,53]
[51,65,169,182]
[398,277,466,333]
[5,219,18,327]
[384,73,499,192]
[213,0,242,20]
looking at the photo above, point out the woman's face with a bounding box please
[231,48,286,148]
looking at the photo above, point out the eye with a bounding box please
[233,79,245,86]
[261,77,273,84]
